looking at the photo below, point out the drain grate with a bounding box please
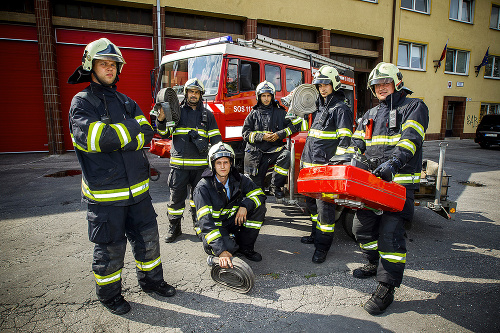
[458,181,485,187]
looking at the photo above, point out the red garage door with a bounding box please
[56,29,155,151]
[0,24,47,152]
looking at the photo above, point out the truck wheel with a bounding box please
[339,208,356,242]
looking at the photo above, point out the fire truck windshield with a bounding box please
[160,54,222,97]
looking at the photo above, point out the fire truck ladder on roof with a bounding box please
[237,34,354,74]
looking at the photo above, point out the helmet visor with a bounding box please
[211,151,233,162]
[369,77,393,86]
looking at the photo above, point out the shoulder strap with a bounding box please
[115,91,132,116]
[75,91,101,109]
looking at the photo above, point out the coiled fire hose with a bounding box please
[207,255,255,293]
[281,83,319,118]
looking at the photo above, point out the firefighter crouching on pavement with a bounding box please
[156,78,222,243]
[193,143,267,265]
[300,65,353,263]
[68,38,175,315]
[347,62,429,315]
[242,81,301,199]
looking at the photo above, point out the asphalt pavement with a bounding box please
[0,139,499,332]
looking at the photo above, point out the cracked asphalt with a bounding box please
[0,139,499,332]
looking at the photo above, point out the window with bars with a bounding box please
[449,0,474,23]
[397,41,426,70]
[490,5,500,30]
[401,0,430,14]
[484,55,500,79]
[445,48,470,75]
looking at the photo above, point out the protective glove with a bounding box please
[373,157,403,182]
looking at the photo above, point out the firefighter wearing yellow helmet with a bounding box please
[242,80,301,199]
[347,62,429,315]
[68,38,176,315]
[155,76,222,243]
[68,38,126,86]
[300,65,354,264]
[193,142,267,265]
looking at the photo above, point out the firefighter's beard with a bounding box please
[187,95,200,107]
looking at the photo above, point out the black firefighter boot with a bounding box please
[364,282,396,315]
[165,220,182,243]
[352,261,378,279]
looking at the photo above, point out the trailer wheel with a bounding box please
[339,208,356,242]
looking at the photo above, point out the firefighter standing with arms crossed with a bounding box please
[300,65,354,263]
[348,62,429,315]
[242,81,301,199]
[156,78,222,243]
[193,142,267,265]
[68,38,175,315]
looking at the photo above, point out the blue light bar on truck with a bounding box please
[179,36,233,51]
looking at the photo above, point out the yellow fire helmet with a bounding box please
[312,65,341,91]
[367,62,404,96]
[81,38,126,74]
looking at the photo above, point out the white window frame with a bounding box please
[397,41,427,71]
[444,48,470,75]
[360,0,378,3]
[401,0,431,14]
[449,0,475,24]
[490,4,500,30]
[481,103,500,116]
[484,55,500,79]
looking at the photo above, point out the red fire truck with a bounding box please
[150,34,356,177]
[149,34,358,234]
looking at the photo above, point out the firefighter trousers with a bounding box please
[353,189,414,287]
[87,198,163,302]
[203,203,266,255]
[314,199,337,252]
[167,168,204,225]
[248,150,290,189]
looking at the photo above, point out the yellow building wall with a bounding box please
[124,0,499,136]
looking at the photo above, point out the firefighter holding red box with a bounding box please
[300,65,354,264]
[348,62,429,315]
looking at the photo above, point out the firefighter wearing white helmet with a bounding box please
[242,80,301,199]
[347,62,429,315]
[299,65,354,264]
[156,77,221,243]
[68,38,176,315]
[193,142,267,266]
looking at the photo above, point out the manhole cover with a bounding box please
[44,170,82,177]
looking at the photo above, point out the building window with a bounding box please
[401,0,430,14]
[449,0,474,24]
[257,24,316,44]
[52,0,152,25]
[484,55,500,78]
[360,0,378,3]
[490,5,500,30]
[480,103,500,120]
[397,41,426,70]
[445,48,470,75]
[165,12,243,35]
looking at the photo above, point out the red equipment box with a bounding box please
[297,165,406,212]
[149,137,171,158]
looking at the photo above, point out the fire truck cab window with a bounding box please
[285,68,304,92]
[161,54,222,97]
[241,61,260,91]
[265,65,282,91]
